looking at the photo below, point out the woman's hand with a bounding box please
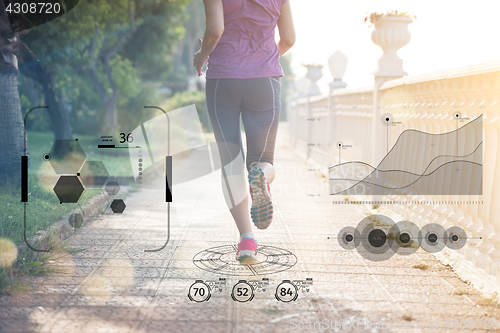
[194,39,209,76]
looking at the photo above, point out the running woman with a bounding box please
[194,0,295,260]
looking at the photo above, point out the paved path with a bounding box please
[1,129,499,333]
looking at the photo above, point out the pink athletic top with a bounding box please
[206,0,288,79]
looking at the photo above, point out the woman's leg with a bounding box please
[205,78,253,237]
[242,77,281,180]
[241,77,281,229]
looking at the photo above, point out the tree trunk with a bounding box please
[0,71,24,186]
[19,60,73,140]
[104,91,118,133]
[0,1,24,186]
[43,72,72,140]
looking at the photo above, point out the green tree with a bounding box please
[22,0,190,135]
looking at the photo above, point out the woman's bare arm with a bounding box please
[277,1,295,56]
[194,0,224,76]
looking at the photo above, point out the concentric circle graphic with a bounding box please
[356,214,396,261]
[338,226,361,250]
[381,113,394,126]
[419,223,447,253]
[445,226,467,250]
[389,221,420,256]
[193,244,297,276]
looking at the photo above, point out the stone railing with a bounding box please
[289,87,373,168]
[288,59,500,286]
[379,61,500,283]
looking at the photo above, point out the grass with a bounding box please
[0,176,101,246]
[362,214,393,226]
[1,130,133,293]
[477,292,499,306]
[451,289,500,308]
[401,313,414,321]
[401,242,420,249]
[386,233,420,248]
[1,130,135,246]
[412,263,431,270]
[1,230,83,294]
[17,232,83,275]
[452,288,476,296]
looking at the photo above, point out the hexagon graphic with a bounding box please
[49,139,86,174]
[79,161,109,188]
[110,199,126,213]
[53,176,85,203]
[105,180,120,196]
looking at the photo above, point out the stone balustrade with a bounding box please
[288,59,500,285]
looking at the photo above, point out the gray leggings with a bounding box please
[206,77,281,173]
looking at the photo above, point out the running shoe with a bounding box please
[248,166,273,229]
[236,237,258,261]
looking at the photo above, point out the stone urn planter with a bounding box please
[328,50,348,90]
[371,16,412,77]
[303,64,323,96]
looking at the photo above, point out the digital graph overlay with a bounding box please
[329,115,483,196]
[193,245,297,276]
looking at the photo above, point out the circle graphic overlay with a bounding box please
[445,226,467,250]
[388,221,420,256]
[193,244,297,276]
[275,280,298,302]
[381,113,394,126]
[337,226,361,250]
[419,223,447,253]
[368,229,386,247]
[231,281,254,302]
[188,280,211,303]
[356,214,396,261]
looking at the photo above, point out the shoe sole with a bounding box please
[236,250,257,261]
[248,167,273,230]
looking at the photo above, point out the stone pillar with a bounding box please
[371,16,413,166]
[304,64,323,96]
[327,51,348,168]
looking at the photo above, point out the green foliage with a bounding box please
[0,232,83,294]
[364,10,416,27]
[19,0,191,135]
[16,235,83,277]
[0,267,11,293]
[111,56,141,99]
[0,131,132,246]
[122,2,189,81]
[0,174,99,246]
